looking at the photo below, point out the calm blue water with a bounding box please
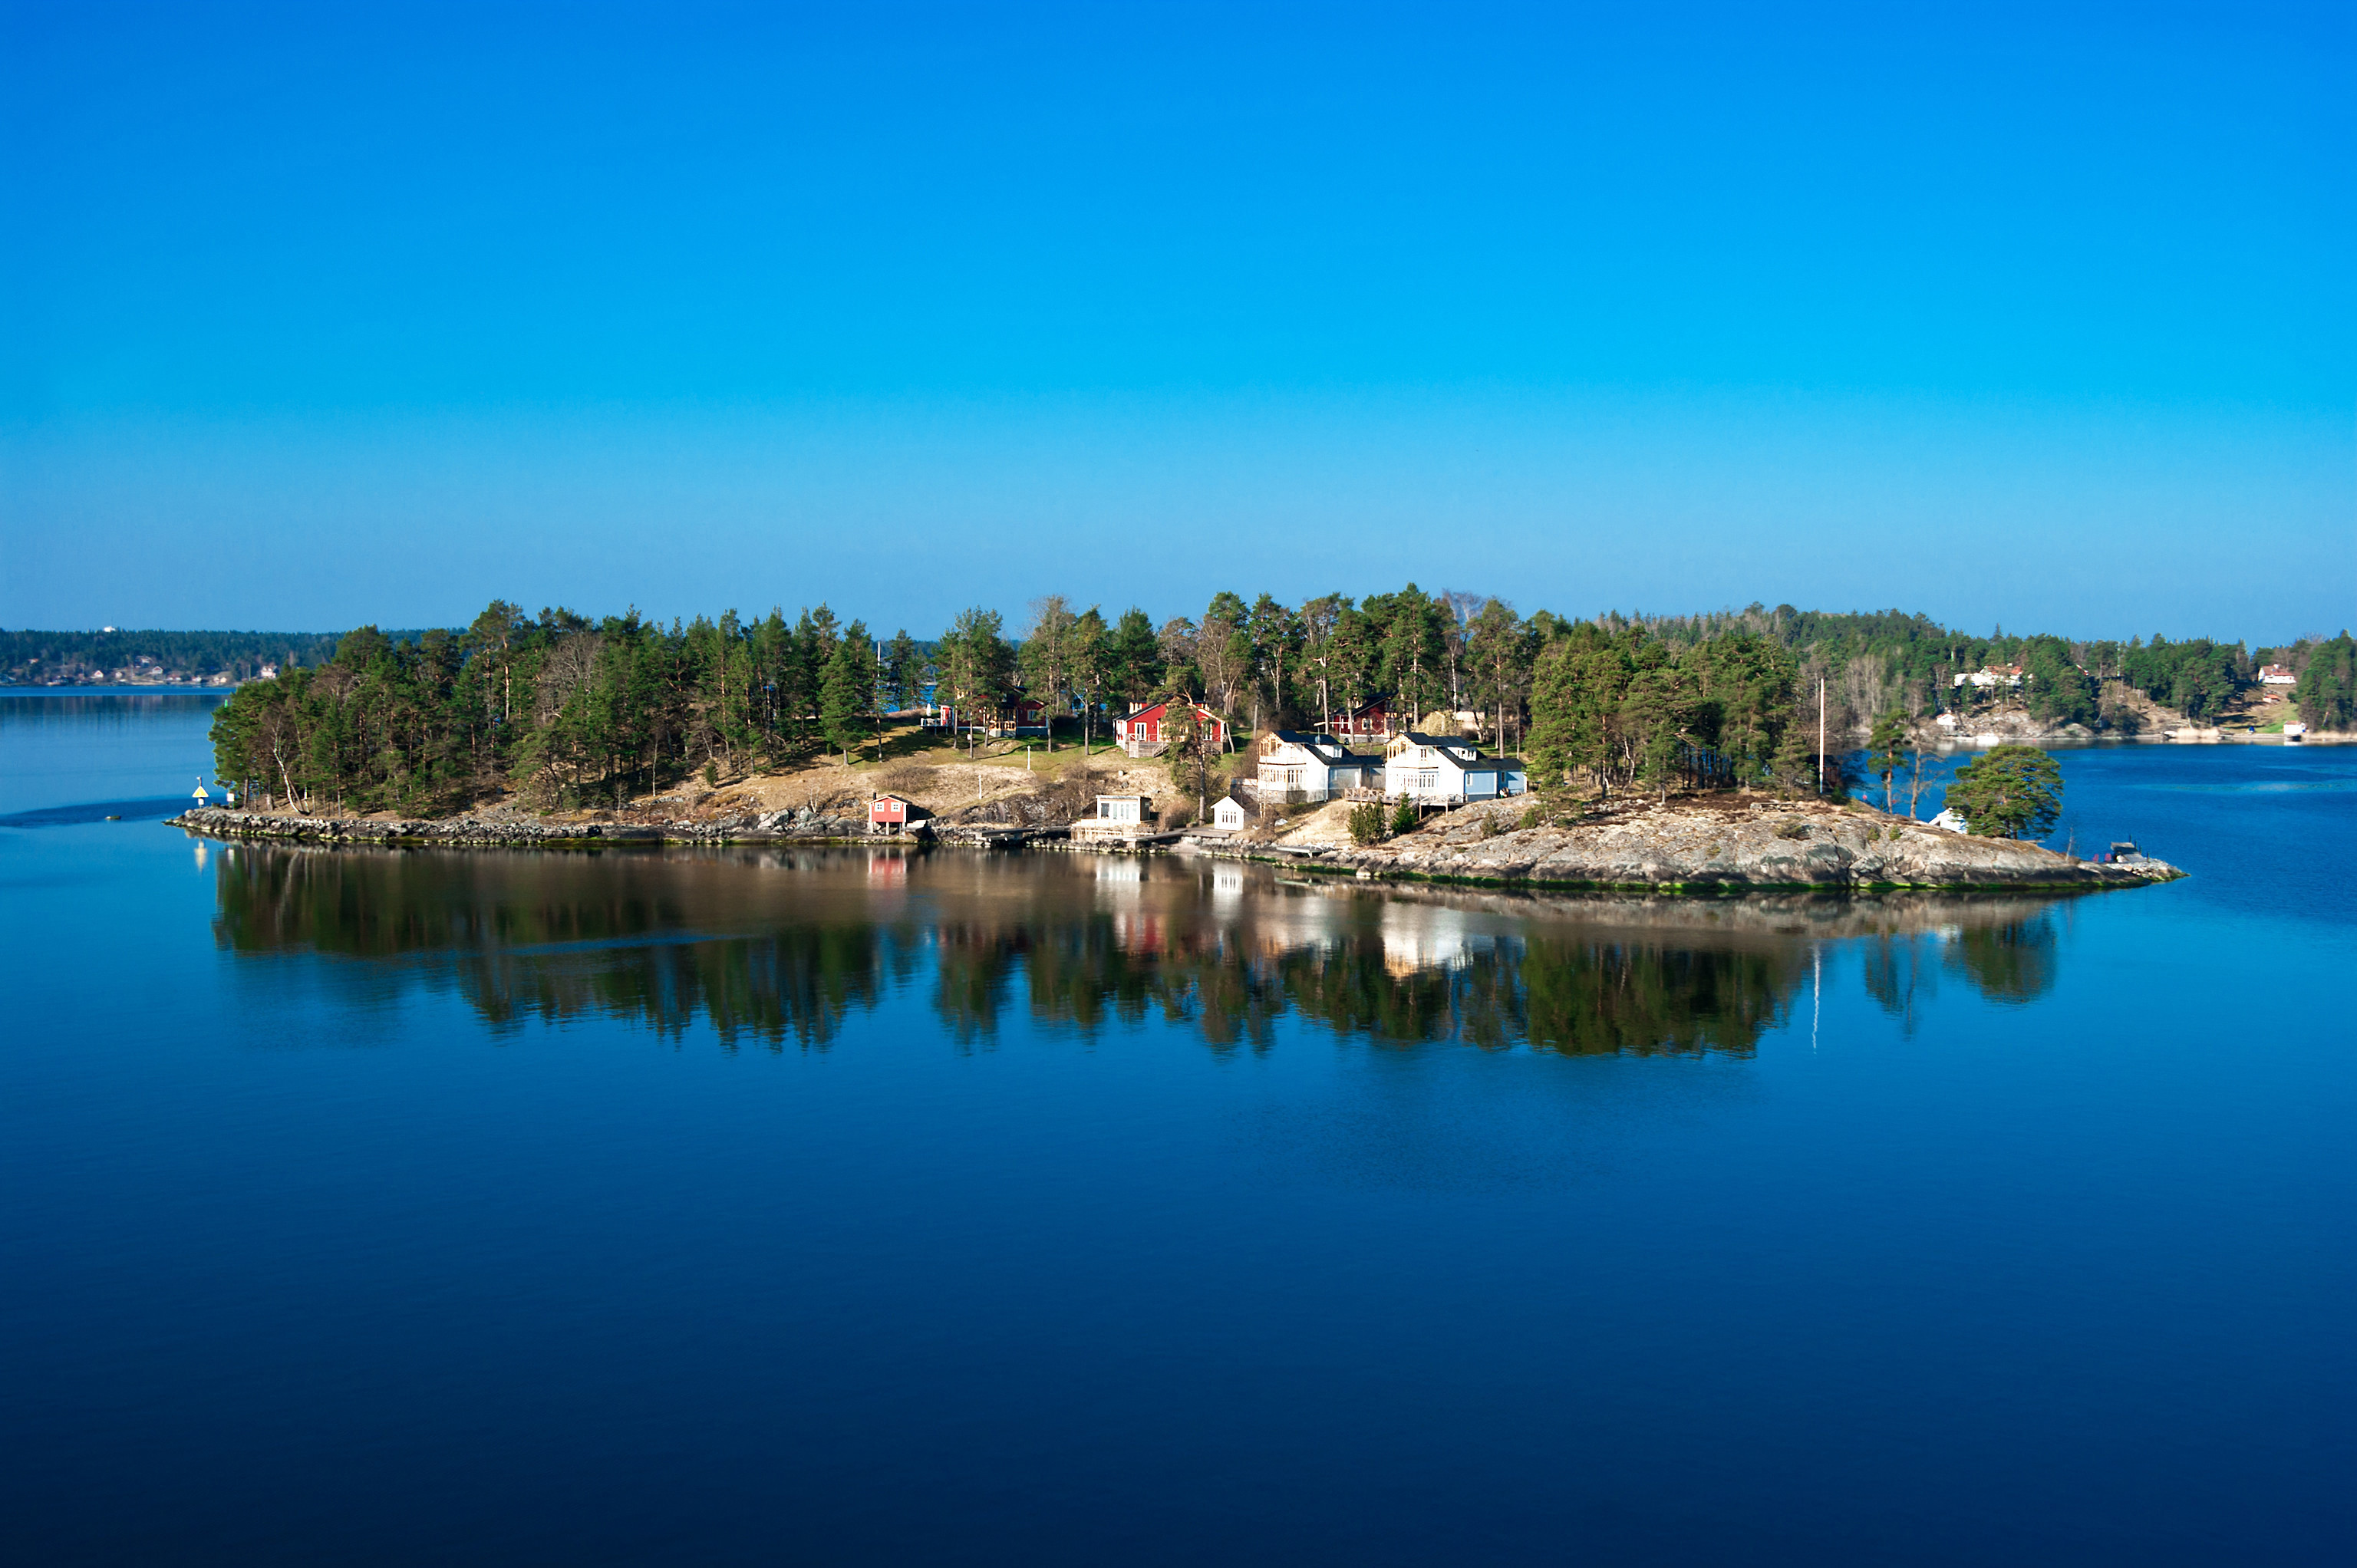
[2,693,2352,1565]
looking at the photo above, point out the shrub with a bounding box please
[1347,803,1386,846]
[1775,819,1811,841]
[1390,798,1419,837]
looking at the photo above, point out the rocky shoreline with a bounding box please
[168,805,869,847]
[171,796,2182,894]
[1198,796,2184,892]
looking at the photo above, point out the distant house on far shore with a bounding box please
[1953,664,2026,691]
[2260,664,2298,686]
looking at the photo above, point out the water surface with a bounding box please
[2,696,2350,1564]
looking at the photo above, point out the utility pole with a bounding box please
[1817,677,1827,795]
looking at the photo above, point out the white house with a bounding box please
[1252,731,1376,802]
[1930,806,1969,832]
[1953,664,2027,690]
[2260,664,2298,686]
[1381,733,1527,803]
[1094,795,1151,825]
[1070,794,1158,844]
[1211,796,1250,832]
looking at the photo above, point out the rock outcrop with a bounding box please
[1225,796,2181,891]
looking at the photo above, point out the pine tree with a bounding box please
[819,621,874,765]
[1947,746,2063,840]
[885,629,921,714]
[1866,711,1909,815]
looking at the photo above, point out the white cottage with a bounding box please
[1381,733,1526,803]
[1211,796,1250,832]
[1094,795,1152,825]
[1070,794,1159,844]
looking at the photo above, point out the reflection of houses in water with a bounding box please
[1231,885,1352,964]
[1211,865,1245,903]
[1111,912,1168,954]
[865,855,908,886]
[1378,901,1489,977]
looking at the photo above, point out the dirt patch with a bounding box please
[1271,799,1366,848]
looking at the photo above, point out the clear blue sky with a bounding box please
[5,2,2350,644]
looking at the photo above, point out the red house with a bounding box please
[1113,699,1228,757]
[869,794,933,834]
[1331,695,1401,740]
[926,697,1050,735]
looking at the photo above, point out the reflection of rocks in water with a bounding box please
[209,845,2069,1052]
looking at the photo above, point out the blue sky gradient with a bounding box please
[5,2,2351,641]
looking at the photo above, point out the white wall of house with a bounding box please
[1254,734,1373,801]
[1380,733,1525,801]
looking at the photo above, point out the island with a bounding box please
[169,784,2180,892]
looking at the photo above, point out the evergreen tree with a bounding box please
[2295,634,2355,730]
[1069,607,1109,757]
[1160,693,1218,822]
[1947,745,2064,840]
[1866,710,1909,815]
[1020,595,1078,749]
[1465,598,1532,755]
[1106,608,1163,707]
[819,625,869,764]
[885,629,921,712]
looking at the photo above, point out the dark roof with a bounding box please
[1392,733,1520,766]
[1264,730,1372,759]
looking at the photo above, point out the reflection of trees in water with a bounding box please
[1860,912,2060,1031]
[437,924,911,1048]
[213,846,915,1049]
[211,847,2062,1052]
[1520,942,1795,1056]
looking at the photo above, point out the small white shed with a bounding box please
[1095,795,1152,825]
[1211,796,1249,832]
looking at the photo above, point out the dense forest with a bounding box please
[197,588,2352,815]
